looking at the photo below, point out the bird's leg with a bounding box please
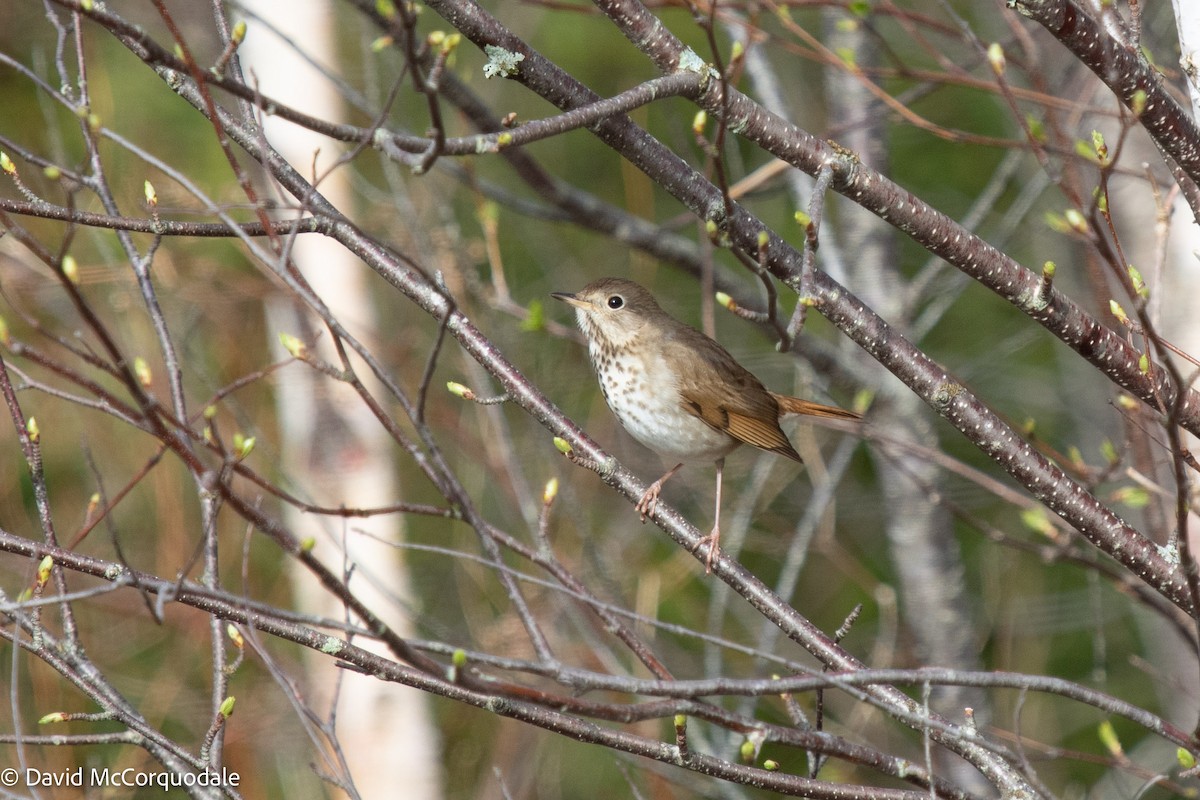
[636,463,684,521]
[692,458,724,574]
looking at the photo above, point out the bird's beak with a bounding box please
[551,291,589,311]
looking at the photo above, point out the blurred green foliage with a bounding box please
[0,0,1192,797]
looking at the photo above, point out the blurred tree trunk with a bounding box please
[239,3,443,797]
[822,11,989,791]
[1101,4,1200,774]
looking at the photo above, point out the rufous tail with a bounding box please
[771,393,862,421]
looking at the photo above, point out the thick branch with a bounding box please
[395,0,1193,621]
[586,0,1200,440]
[0,530,949,800]
[1011,0,1200,190]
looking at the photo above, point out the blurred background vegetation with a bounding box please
[0,0,1197,798]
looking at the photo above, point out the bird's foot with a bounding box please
[692,527,721,574]
[635,481,664,521]
[636,464,684,522]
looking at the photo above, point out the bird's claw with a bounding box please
[692,529,721,575]
[636,483,663,522]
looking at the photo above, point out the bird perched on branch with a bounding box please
[553,277,860,573]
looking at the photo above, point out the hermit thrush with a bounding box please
[552,277,860,573]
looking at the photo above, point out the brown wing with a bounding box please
[668,325,803,462]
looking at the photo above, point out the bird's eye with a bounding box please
[607,295,624,309]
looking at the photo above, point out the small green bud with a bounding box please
[144,180,158,207]
[1026,114,1046,142]
[233,433,256,459]
[134,356,152,387]
[39,712,66,725]
[1020,506,1055,537]
[219,696,236,718]
[542,477,558,505]
[36,555,53,587]
[1067,445,1083,467]
[1108,299,1129,325]
[227,624,244,648]
[1098,720,1122,757]
[61,254,79,284]
[278,332,305,358]
[448,648,467,682]
[1127,264,1147,298]
[0,152,14,174]
[987,42,1005,74]
[553,437,572,455]
[1111,486,1149,508]
[1091,130,1109,164]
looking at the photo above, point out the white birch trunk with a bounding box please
[239,4,443,797]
